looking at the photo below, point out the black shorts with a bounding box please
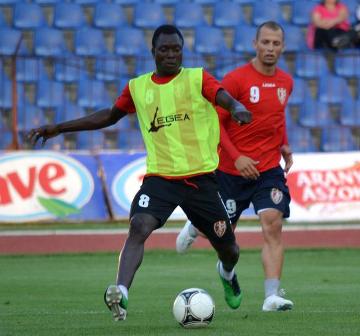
[216,166,291,224]
[130,174,235,245]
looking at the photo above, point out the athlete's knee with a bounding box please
[262,218,283,245]
[129,214,159,241]
[218,241,239,265]
[261,210,282,232]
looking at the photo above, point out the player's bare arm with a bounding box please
[28,105,127,146]
[280,144,293,174]
[215,89,252,125]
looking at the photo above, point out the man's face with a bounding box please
[253,26,284,66]
[153,33,183,76]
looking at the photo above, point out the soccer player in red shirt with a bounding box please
[176,21,294,312]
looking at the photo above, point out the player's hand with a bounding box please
[281,144,293,174]
[230,102,252,125]
[27,125,60,147]
[234,155,260,180]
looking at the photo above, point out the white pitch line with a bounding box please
[1,224,360,237]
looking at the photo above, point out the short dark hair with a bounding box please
[256,21,285,41]
[152,24,184,48]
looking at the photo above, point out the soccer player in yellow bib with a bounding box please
[28,24,252,321]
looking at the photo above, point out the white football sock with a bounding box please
[218,261,235,281]
[117,285,128,300]
[264,278,280,298]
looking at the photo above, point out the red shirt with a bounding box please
[218,62,293,175]
[114,69,222,112]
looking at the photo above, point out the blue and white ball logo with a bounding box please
[112,157,146,212]
[112,157,186,219]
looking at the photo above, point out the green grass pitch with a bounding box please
[1,249,360,336]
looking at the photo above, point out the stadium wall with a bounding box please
[0,150,359,223]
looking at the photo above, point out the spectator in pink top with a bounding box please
[307,0,350,49]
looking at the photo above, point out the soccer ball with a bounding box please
[172,288,215,328]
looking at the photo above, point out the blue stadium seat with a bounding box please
[133,2,166,29]
[117,130,127,149]
[282,24,306,53]
[321,126,357,152]
[233,24,257,54]
[113,0,139,5]
[41,134,65,150]
[334,50,360,78]
[318,74,352,105]
[115,27,147,56]
[73,0,100,5]
[118,129,144,150]
[173,2,206,29]
[357,80,360,99]
[62,100,86,120]
[16,57,48,83]
[291,0,315,26]
[117,76,129,93]
[194,26,228,55]
[0,0,23,5]
[153,0,180,5]
[76,131,105,150]
[54,56,88,83]
[215,54,246,79]
[34,28,69,56]
[53,3,87,29]
[46,105,62,124]
[34,0,63,4]
[0,59,3,75]
[252,0,286,26]
[287,125,317,153]
[285,106,295,127]
[36,79,66,108]
[93,3,128,29]
[342,0,360,23]
[192,0,217,5]
[0,79,26,108]
[298,97,333,128]
[342,0,359,9]
[183,50,207,68]
[95,56,128,81]
[232,0,256,5]
[77,78,112,109]
[277,57,290,73]
[0,8,7,26]
[0,28,24,55]
[0,130,12,150]
[127,129,144,150]
[0,111,5,128]
[287,77,312,107]
[74,28,108,56]
[339,98,360,127]
[295,52,329,79]
[134,52,154,76]
[19,103,45,131]
[272,0,295,3]
[13,3,47,29]
[213,1,245,28]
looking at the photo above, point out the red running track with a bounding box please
[1,226,360,255]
